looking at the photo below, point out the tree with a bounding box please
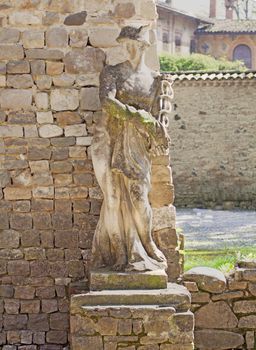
[226,0,256,19]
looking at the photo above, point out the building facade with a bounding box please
[156,1,207,55]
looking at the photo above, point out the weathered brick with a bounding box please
[7,74,33,89]
[31,199,53,211]
[55,230,78,248]
[8,111,35,124]
[4,299,20,314]
[36,287,56,299]
[28,314,49,332]
[0,89,32,109]
[24,247,46,260]
[39,124,63,138]
[26,49,64,60]
[14,286,35,300]
[20,300,40,314]
[28,146,51,161]
[51,161,72,173]
[4,315,27,330]
[7,60,30,74]
[42,299,58,313]
[10,213,32,230]
[64,124,87,137]
[35,75,52,90]
[31,60,45,75]
[33,211,52,229]
[50,89,79,111]
[0,125,23,137]
[50,313,69,330]
[80,87,101,111]
[8,260,30,276]
[46,61,64,75]
[0,229,19,248]
[21,230,40,248]
[9,11,42,25]
[51,137,76,147]
[46,28,68,48]
[30,261,49,277]
[20,330,33,344]
[52,148,69,161]
[0,212,9,229]
[0,285,14,298]
[4,188,31,200]
[46,330,67,344]
[35,92,49,110]
[0,28,20,43]
[0,44,24,60]
[64,11,87,26]
[33,331,45,345]
[22,30,44,49]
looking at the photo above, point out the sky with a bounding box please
[172,0,210,17]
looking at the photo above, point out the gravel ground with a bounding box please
[176,208,256,250]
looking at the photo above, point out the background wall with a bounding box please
[167,74,256,209]
[0,0,165,348]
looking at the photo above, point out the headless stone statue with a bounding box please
[91,39,171,273]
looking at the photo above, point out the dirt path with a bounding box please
[176,208,256,250]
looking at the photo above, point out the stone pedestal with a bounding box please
[70,284,194,350]
[90,269,168,291]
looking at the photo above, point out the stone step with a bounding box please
[89,269,168,291]
[71,283,191,313]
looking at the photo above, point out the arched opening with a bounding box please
[233,44,252,68]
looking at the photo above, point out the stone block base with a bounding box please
[70,284,194,350]
[90,269,168,291]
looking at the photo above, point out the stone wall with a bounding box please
[165,73,256,209]
[0,1,180,348]
[184,262,256,350]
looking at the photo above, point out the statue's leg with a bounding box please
[129,179,166,263]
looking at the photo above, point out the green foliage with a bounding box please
[159,53,246,72]
[185,247,256,274]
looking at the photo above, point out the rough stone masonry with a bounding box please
[0,1,182,349]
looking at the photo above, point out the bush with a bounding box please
[160,53,246,72]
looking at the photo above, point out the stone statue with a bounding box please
[91,28,173,273]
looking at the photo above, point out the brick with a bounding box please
[54,174,72,186]
[28,314,49,332]
[20,300,40,314]
[55,111,81,126]
[55,199,72,212]
[0,28,20,43]
[33,186,54,199]
[51,137,76,147]
[49,261,67,278]
[53,73,75,87]
[4,315,28,330]
[33,332,45,345]
[76,136,93,146]
[40,231,54,248]
[4,188,31,200]
[13,200,30,213]
[80,87,101,111]
[0,125,23,137]
[22,30,44,49]
[20,330,33,344]
[21,230,40,248]
[0,89,32,109]
[64,11,87,26]
[8,260,30,276]
[28,147,51,161]
[52,148,69,161]
[64,124,87,137]
[42,299,58,313]
[0,44,24,60]
[8,111,35,124]
[7,330,21,344]
[55,230,78,248]
[31,60,45,75]
[67,260,84,278]
[10,213,32,230]
[26,49,64,60]
[46,28,68,48]
[36,287,56,299]
[39,124,63,138]
[30,261,49,277]
[64,47,105,74]
[46,248,64,261]
[7,60,30,74]
[33,212,51,229]
[70,29,89,48]
[9,11,42,25]
[50,161,72,173]
[50,313,69,330]
[46,331,67,344]
[51,89,79,111]
[74,173,93,186]
[24,247,46,260]
[35,93,49,110]
[0,229,19,248]
[35,75,52,90]
[7,74,33,89]
[24,126,38,138]
[46,61,64,75]
[0,285,14,298]
[4,299,20,314]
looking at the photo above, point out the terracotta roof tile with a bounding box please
[197,19,256,34]
[162,71,256,81]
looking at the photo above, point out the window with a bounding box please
[233,44,252,68]
[162,31,169,44]
[190,39,196,54]
[175,34,181,47]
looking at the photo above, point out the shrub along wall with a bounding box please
[165,72,256,209]
[184,262,256,350]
